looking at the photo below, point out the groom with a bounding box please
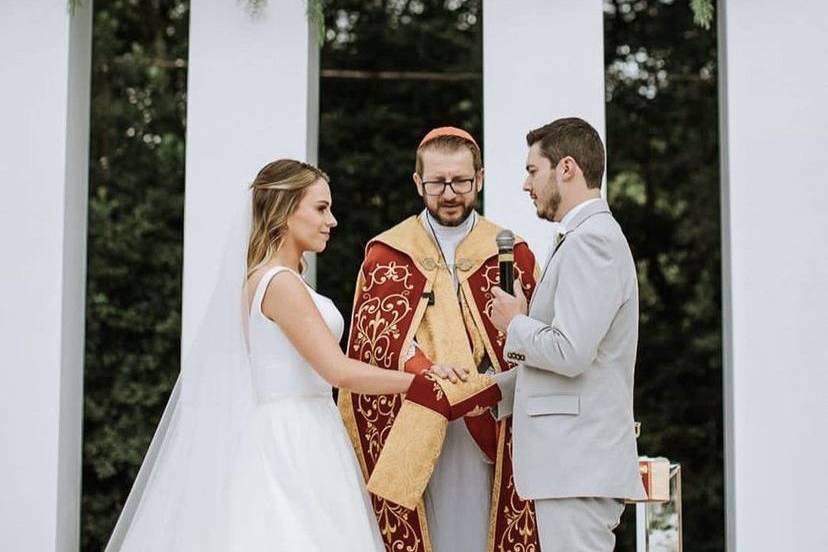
[490,117,647,551]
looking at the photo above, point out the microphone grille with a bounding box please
[496,229,515,249]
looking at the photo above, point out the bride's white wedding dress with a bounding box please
[225,266,383,550]
[108,264,384,551]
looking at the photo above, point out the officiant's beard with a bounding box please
[426,200,475,227]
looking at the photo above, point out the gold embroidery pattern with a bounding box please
[430,379,444,402]
[343,237,436,552]
[478,264,528,347]
[352,293,413,369]
[433,372,497,407]
[367,402,447,510]
[355,393,400,465]
[456,258,474,272]
[374,497,423,552]
[478,264,499,295]
[363,261,415,292]
[498,440,538,552]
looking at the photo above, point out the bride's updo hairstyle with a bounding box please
[246,159,329,276]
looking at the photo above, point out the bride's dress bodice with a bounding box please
[247,266,344,401]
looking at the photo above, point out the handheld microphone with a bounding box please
[495,230,515,295]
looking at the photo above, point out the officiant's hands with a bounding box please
[491,279,528,332]
[427,364,469,383]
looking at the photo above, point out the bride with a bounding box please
[106,159,415,551]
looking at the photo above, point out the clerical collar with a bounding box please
[423,209,477,242]
[421,210,477,291]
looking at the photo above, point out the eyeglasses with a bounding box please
[420,177,476,196]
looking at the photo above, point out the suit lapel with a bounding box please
[529,199,612,312]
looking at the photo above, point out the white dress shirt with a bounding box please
[560,197,602,232]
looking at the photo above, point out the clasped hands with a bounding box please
[426,364,489,417]
[407,368,501,421]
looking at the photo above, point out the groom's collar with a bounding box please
[560,198,610,234]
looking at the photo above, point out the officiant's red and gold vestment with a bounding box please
[339,215,541,552]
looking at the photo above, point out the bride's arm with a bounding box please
[261,271,415,395]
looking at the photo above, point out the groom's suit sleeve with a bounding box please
[504,232,625,378]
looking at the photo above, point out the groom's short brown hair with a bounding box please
[526,118,605,189]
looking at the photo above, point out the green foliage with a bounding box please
[691,0,715,30]
[243,0,327,42]
[245,0,268,16]
[82,1,188,549]
[307,0,327,44]
[605,1,722,550]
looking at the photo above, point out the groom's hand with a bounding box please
[464,406,490,417]
[491,280,527,332]
[428,364,469,383]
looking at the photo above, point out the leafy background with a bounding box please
[82,1,721,550]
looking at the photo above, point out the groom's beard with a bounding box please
[426,200,475,227]
[537,185,562,222]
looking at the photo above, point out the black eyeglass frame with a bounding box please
[419,175,477,196]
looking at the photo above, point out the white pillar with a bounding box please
[182,1,319,350]
[0,2,92,551]
[483,0,606,260]
[719,1,828,550]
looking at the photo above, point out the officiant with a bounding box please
[339,127,541,552]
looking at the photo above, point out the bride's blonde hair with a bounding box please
[246,159,329,277]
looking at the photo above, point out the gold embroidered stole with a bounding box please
[340,215,542,552]
[413,215,507,375]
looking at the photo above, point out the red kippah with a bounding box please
[418,126,479,150]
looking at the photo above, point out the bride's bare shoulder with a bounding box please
[259,269,313,322]
[246,265,306,315]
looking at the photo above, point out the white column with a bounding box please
[719,1,828,550]
[483,0,606,260]
[0,2,92,551]
[182,1,319,350]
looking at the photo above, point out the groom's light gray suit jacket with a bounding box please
[496,199,646,501]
